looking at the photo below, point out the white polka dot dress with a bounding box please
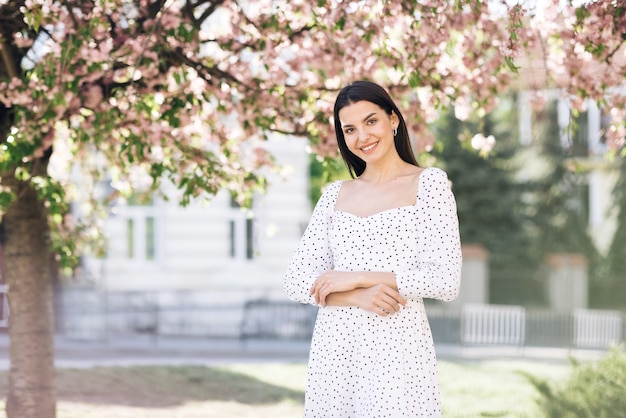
[284,167,462,418]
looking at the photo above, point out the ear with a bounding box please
[390,111,399,129]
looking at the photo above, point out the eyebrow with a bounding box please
[341,112,378,128]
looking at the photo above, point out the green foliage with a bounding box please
[525,101,602,307]
[0,190,14,208]
[431,96,546,305]
[605,159,626,276]
[526,347,626,418]
[591,158,626,308]
[432,94,607,306]
[0,128,37,177]
[526,101,598,259]
[309,154,349,205]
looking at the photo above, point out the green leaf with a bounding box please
[15,166,31,181]
[504,56,519,74]
[335,16,346,30]
[0,190,16,209]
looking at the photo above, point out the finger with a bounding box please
[310,283,318,302]
[373,289,398,312]
[383,288,407,307]
[376,305,390,317]
[319,282,331,304]
[309,278,322,295]
[396,293,407,306]
[319,284,331,306]
[383,291,408,313]
[314,286,322,305]
[378,298,398,314]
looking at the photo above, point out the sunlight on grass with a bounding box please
[56,400,304,418]
[1,359,571,417]
[439,360,570,418]
[219,363,308,392]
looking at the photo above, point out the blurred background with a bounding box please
[1,1,626,416]
[2,91,623,353]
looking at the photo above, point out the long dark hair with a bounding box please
[333,80,419,178]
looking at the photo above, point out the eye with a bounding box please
[344,127,354,134]
[367,118,377,125]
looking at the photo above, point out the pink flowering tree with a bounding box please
[517,1,626,154]
[0,0,624,417]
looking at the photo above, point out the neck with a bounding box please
[359,158,416,184]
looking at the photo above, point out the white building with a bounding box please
[80,135,311,306]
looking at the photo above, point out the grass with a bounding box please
[0,360,570,417]
[439,360,570,417]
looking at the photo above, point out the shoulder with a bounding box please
[419,167,454,199]
[321,180,343,196]
[421,166,449,182]
[315,180,343,208]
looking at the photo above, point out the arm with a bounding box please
[283,182,340,305]
[309,270,398,304]
[394,168,462,302]
[325,285,406,316]
[309,269,407,316]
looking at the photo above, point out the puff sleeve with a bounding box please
[395,168,462,302]
[283,181,341,305]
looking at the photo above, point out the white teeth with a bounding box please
[361,142,377,152]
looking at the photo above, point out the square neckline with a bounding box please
[332,167,433,219]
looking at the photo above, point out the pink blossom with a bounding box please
[471,133,495,155]
[13,33,33,48]
[33,127,55,158]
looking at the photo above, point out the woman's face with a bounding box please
[338,100,398,164]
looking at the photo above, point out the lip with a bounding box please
[360,141,379,153]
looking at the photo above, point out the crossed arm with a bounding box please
[309,270,407,316]
[284,169,461,317]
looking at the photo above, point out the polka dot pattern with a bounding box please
[284,167,462,418]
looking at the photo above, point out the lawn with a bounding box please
[0,359,570,417]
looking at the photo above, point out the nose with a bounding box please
[356,127,368,142]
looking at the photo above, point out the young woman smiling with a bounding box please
[284,80,462,418]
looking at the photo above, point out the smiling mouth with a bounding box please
[360,141,379,153]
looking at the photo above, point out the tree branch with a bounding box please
[184,0,226,28]
[604,40,625,66]
[165,46,253,91]
[0,40,19,79]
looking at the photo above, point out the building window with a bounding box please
[569,109,589,157]
[126,219,134,259]
[230,197,256,260]
[124,195,158,262]
[146,217,155,260]
[229,220,236,258]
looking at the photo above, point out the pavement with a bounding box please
[0,331,611,370]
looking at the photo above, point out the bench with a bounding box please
[240,300,317,340]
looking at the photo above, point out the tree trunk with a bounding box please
[3,181,56,418]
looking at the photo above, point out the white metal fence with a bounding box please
[573,309,623,349]
[461,304,526,346]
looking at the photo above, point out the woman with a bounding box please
[284,80,462,417]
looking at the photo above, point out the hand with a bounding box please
[353,284,407,317]
[310,270,360,306]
